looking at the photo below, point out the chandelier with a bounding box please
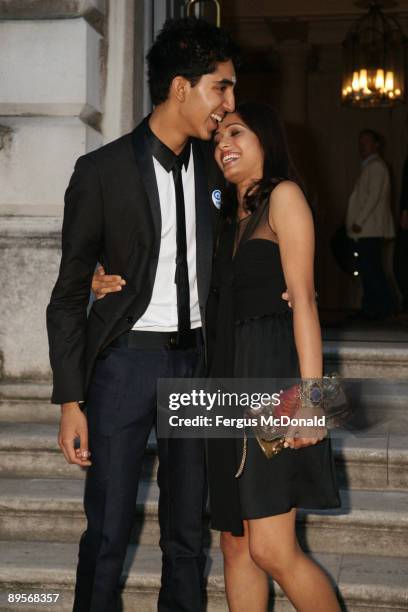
[342,1,407,107]
[186,0,221,26]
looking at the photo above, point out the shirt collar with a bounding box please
[361,153,379,168]
[145,120,191,172]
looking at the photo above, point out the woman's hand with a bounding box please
[92,265,126,300]
[283,403,327,450]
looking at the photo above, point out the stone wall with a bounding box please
[0,0,176,382]
[0,1,106,381]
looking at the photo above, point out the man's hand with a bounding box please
[284,404,327,450]
[59,402,92,466]
[281,290,292,308]
[352,223,362,234]
[281,290,317,309]
[92,265,126,300]
[401,209,408,230]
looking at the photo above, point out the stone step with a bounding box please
[0,383,55,424]
[0,478,407,558]
[333,432,408,490]
[0,423,83,480]
[0,541,407,612]
[0,423,407,490]
[0,390,408,434]
[0,399,58,424]
[0,384,52,401]
[324,341,408,379]
[1,371,407,424]
[343,379,408,414]
[1,395,407,430]
[330,377,408,433]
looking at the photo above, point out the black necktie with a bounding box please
[172,157,191,332]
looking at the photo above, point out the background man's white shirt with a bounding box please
[346,153,395,239]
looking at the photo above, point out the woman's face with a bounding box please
[213,112,264,184]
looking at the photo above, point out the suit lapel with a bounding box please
[130,124,218,318]
[193,140,215,310]
[130,119,162,250]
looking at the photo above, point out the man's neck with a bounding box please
[149,105,189,156]
[361,153,379,168]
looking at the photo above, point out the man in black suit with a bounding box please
[47,17,238,612]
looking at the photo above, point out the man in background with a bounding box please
[394,155,408,311]
[346,129,395,320]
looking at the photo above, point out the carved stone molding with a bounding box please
[0,0,106,34]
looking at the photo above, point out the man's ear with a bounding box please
[171,76,190,102]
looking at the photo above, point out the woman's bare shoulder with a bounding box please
[269,180,309,219]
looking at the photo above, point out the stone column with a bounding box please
[0,1,105,382]
[0,0,183,384]
[278,40,309,126]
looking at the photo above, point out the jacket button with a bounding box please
[126,316,133,324]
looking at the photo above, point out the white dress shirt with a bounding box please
[346,154,395,239]
[133,145,201,331]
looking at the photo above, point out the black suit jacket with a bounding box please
[47,118,223,404]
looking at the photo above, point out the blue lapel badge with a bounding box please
[212,189,222,209]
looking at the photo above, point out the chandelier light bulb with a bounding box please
[385,71,394,91]
[359,69,368,89]
[375,69,385,90]
[352,71,360,91]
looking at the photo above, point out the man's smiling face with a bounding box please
[180,60,236,140]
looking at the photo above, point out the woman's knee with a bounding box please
[220,531,250,565]
[249,539,298,578]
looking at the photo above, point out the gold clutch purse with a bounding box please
[235,375,350,478]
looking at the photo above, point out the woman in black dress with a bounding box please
[207,103,341,611]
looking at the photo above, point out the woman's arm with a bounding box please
[269,181,322,378]
[269,181,326,448]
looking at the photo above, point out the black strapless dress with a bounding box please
[206,214,341,536]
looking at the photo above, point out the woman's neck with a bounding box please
[236,204,248,221]
[236,178,258,220]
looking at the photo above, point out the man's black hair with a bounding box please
[147,17,240,106]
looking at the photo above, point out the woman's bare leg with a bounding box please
[220,521,269,612]
[247,510,340,612]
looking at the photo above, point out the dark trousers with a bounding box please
[357,237,394,318]
[73,341,207,612]
[394,229,408,310]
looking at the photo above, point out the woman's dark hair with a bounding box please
[147,17,240,106]
[221,102,302,219]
